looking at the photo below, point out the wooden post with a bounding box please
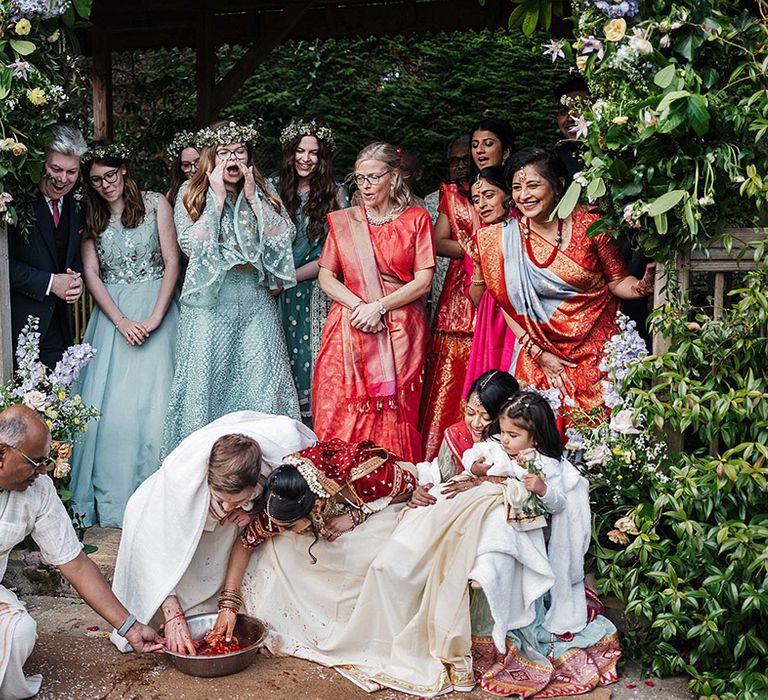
[196,14,216,126]
[92,30,114,140]
[0,223,13,384]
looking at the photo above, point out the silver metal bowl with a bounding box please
[164,612,266,678]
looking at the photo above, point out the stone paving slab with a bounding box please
[21,595,693,700]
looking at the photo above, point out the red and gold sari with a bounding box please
[420,183,477,460]
[241,439,417,549]
[477,206,627,412]
[312,206,435,462]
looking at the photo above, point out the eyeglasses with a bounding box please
[353,170,391,186]
[2,443,55,472]
[89,169,120,188]
[215,147,248,160]
[180,159,200,173]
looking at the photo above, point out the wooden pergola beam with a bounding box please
[84,0,510,54]
[91,29,114,140]
[195,13,217,126]
[209,0,316,118]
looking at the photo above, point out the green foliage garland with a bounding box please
[547,1,768,259]
[0,0,92,233]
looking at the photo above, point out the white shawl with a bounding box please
[110,411,316,651]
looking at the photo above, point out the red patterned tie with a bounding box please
[51,198,60,227]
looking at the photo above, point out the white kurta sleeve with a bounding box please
[30,476,82,567]
[537,454,567,514]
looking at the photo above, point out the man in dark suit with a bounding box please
[9,124,86,368]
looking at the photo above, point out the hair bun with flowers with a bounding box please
[166,130,197,161]
[279,118,336,150]
[194,121,261,150]
[83,142,131,163]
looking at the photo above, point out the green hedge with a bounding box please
[107,29,570,194]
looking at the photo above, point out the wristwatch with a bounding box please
[376,298,387,315]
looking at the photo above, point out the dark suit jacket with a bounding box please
[8,191,83,347]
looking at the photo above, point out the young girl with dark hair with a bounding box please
[165,131,200,206]
[70,142,180,528]
[414,369,519,491]
[274,118,349,425]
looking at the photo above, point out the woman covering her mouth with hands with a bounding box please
[161,121,300,456]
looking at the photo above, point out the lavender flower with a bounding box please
[52,343,96,387]
[570,114,592,139]
[8,0,70,20]
[600,312,648,407]
[542,40,566,62]
[580,36,605,60]
[587,0,639,19]
[7,59,33,80]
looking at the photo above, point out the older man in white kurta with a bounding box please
[0,406,163,699]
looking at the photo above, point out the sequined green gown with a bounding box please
[161,182,299,457]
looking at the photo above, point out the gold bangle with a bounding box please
[470,278,486,286]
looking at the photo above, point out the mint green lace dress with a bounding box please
[71,192,179,527]
[161,182,299,457]
[277,185,349,425]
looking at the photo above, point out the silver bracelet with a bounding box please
[116,613,137,637]
[114,315,126,329]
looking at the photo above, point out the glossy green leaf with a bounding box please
[654,64,677,88]
[648,190,687,217]
[552,181,581,220]
[9,39,36,56]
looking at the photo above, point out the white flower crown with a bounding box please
[83,142,131,162]
[279,119,336,150]
[194,121,261,150]
[166,130,197,160]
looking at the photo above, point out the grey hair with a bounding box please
[447,134,470,157]
[354,142,412,214]
[0,415,27,447]
[46,124,87,158]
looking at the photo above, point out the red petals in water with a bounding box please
[193,633,242,656]
[625,683,637,689]
[645,681,655,686]
[86,626,99,631]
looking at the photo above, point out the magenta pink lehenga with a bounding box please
[462,254,517,396]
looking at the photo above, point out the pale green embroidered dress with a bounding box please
[71,192,179,527]
[161,182,299,457]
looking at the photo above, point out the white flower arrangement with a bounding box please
[1,317,99,504]
[83,142,131,162]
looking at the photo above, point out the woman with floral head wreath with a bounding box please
[312,142,436,461]
[160,121,300,456]
[274,118,350,426]
[70,141,180,527]
[165,130,200,206]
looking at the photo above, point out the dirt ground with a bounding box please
[23,595,691,700]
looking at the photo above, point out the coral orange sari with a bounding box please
[420,184,477,460]
[312,206,435,461]
[477,206,627,411]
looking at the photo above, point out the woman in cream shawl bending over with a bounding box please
[110,411,315,655]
